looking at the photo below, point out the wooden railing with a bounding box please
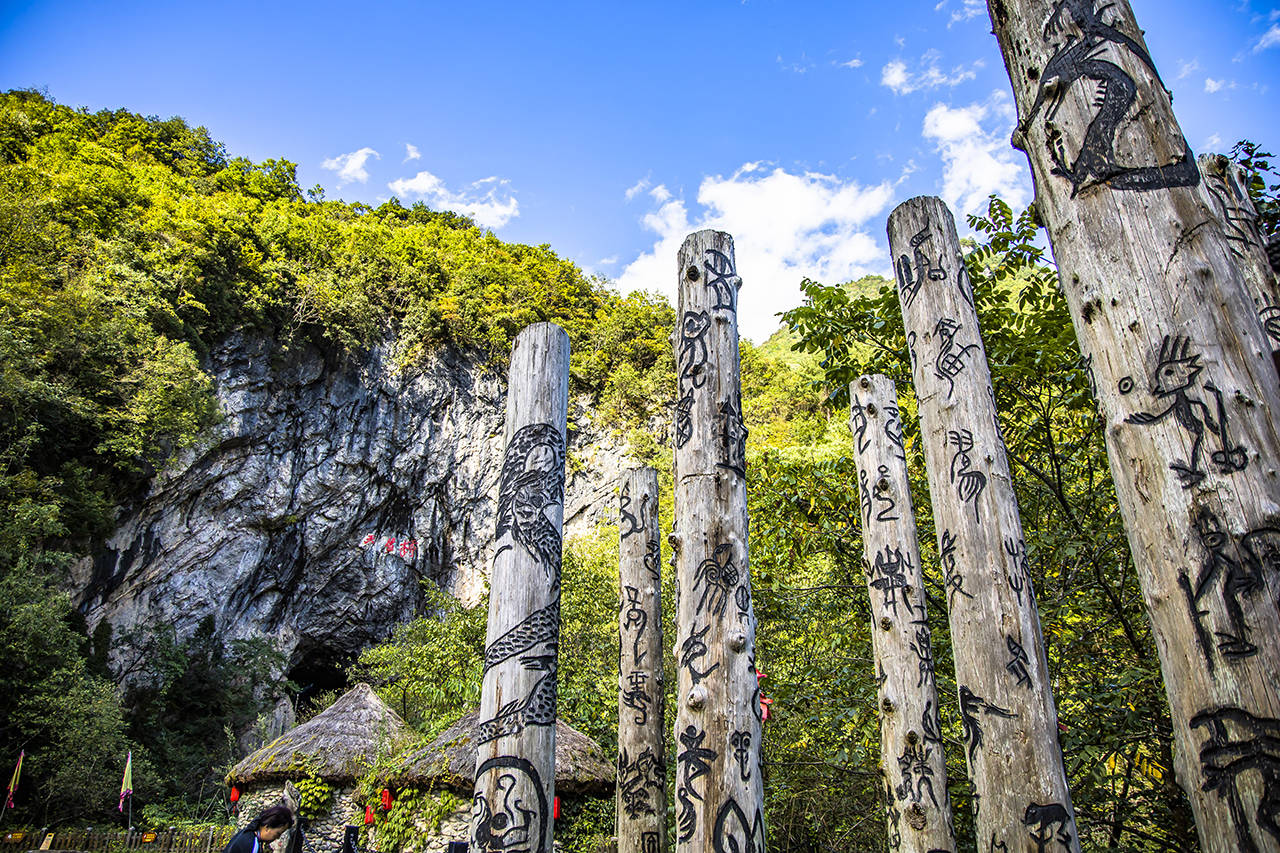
[1,827,237,853]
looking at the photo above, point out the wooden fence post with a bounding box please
[889,196,1079,852]
[1198,153,1280,371]
[671,230,765,852]
[987,2,1280,848]
[470,322,570,853]
[849,374,957,853]
[617,466,667,853]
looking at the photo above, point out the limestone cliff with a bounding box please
[72,331,633,689]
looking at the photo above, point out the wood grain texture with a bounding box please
[470,323,570,853]
[617,466,667,853]
[671,230,766,853]
[849,375,957,853]
[889,196,1079,853]
[987,2,1280,849]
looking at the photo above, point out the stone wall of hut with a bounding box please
[236,784,362,853]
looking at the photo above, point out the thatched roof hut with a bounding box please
[228,683,414,785]
[389,710,614,796]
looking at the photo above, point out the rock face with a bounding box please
[72,331,631,688]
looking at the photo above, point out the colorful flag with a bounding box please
[117,752,132,812]
[4,751,21,809]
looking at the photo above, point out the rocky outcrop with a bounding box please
[72,331,634,687]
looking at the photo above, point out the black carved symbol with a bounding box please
[495,423,566,586]
[885,781,903,851]
[959,685,1017,761]
[876,662,888,691]
[867,545,917,618]
[989,835,1009,853]
[922,700,944,745]
[1024,0,1199,196]
[750,653,764,724]
[471,756,548,853]
[850,397,870,453]
[623,586,648,666]
[735,583,751,623]
[681,623,720,686]
[1005,537,1033,607]
[718,396,748,477]
[933,318,979,401]
[704,247,740,312]
[873,466,900,522]
[620,482,643,539]
[1205,167,1263,260]
[949,429,987,523]
[910,623,935,689]
[1190,706,1280,851]
[896,227,947,311]
[1079,353,1099,399]
[1118,376,1135,395]
[730,730,753,781]
[858,469,874,526]
[675,310,712,449]
[712,798,766,853]
[956,256,976,309]
[677,725,717,843]
[895,741,939,808]
[940,529,973,605]
[617,746,664,821]
[1006,635,1033,689]
[641,833,659,853]
[483,600,560,674]
[885,402,907,461]
[906,330,919,371]
[644,535,660,581]
[1125,335,1248,487]
[621,670,652,726]
[695,543,739,617]
[1180,509,1280,669]
[1024,802,1076,853]
[476,662,557,745]
[1261,306,1280,346]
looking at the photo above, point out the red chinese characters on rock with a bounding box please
[357,534,418,561]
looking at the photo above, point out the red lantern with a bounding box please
[364,805,375,825]
[229,786,240,803]
[552,796,560,820]
[379,789,392,811]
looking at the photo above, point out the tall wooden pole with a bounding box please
[1198,153,1280,371]
[470,323,569,853]
[671,230,765,853]
[617,466,667,853]
[889,196,1079,852]
[849,375,957,853]
[987,3,1280,849]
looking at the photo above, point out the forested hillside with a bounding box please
[0,88,1217,851]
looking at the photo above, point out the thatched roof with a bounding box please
[228,684,414,785]
[388,710,615,797]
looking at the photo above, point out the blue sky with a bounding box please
[3,0,1278,341]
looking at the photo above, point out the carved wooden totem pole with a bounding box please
[988,2,1280,849]
[1198,153,1280,369]
[889,197,1079,852]
[671,230,765,852]
[849,375,957,853]
[470,323,569,853]
[617,466,667,853]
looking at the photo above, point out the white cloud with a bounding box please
[922,92,1031,216]
[614,165,895,342]
[387,171,520,229]
[1176,59,1201,80]
[942,0,985,26]
[625,177,651,201]
[1205,77,1237,93]
[1255,24,1280,51]
[777,53,815,73]
[404,143,421,162]
[1204,133,1224,152]
[881,51,984,95]
[837,57,864,69]
[320,147,380,185]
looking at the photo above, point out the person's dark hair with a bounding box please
[255,806,295,831]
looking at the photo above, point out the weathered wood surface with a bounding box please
[889,196,1079,852]
[617,466,667,853]
[1198,153,1280,366]
[987,2,1280,849]
[470,322,569,853]
[671,230,765,853]
[849,375,957,853]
